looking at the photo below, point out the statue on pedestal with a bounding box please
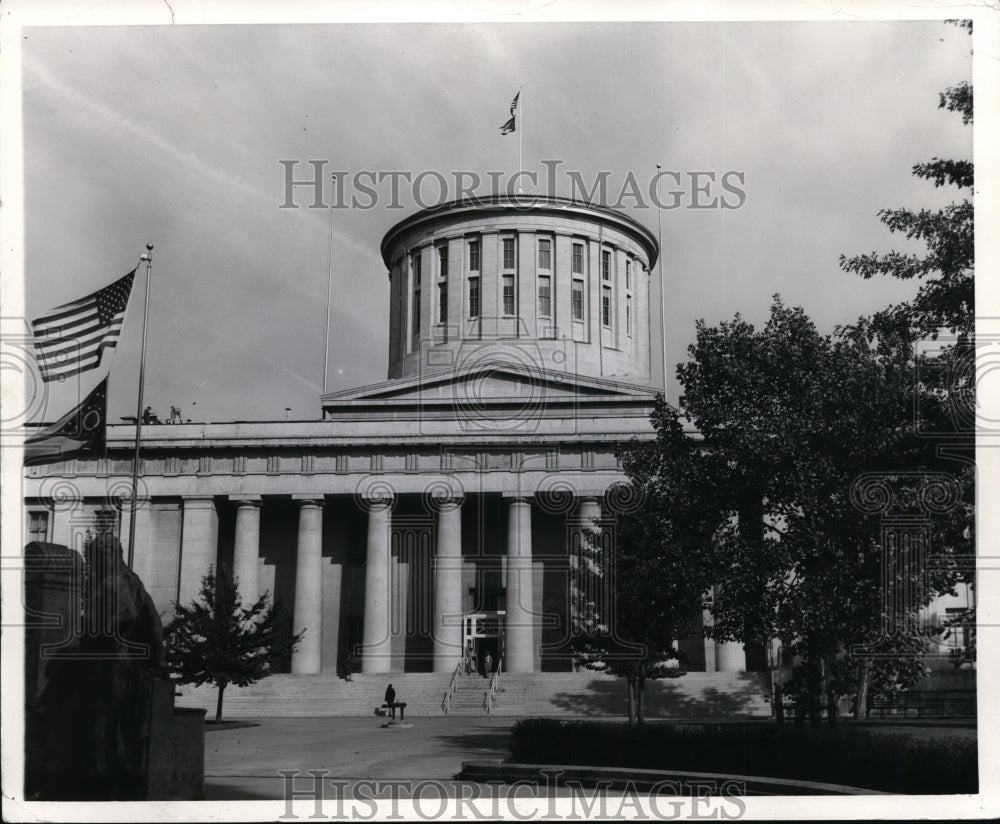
[34,533,168,800]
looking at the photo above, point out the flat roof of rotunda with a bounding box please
[380,194,659,270]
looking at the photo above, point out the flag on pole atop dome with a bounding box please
[500,90,519,135]
[31,269,135,382]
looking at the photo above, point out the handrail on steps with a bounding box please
[442,662,462,714]
[484,658,502,714]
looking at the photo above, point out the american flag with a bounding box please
[500,90,519,135]
[32,269,135,382]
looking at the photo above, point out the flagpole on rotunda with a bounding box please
[518,86,523,189]
[323,173,336,397]
[127,243,153,569]
[656,164,667,395]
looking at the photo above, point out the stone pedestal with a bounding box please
[146,677,206,800]
[24,543,83,797]
[24,541,205,801]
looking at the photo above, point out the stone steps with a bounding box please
[176,673,453,718]
[446,675,490,711]
[175,671,772,718]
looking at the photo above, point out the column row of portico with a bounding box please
[166,494,326,674]
[149,492,610,675]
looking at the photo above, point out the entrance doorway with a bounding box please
[463,612,505,677]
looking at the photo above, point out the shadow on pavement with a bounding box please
[549,676,767,717]
[204,778,286,800]
[432,726,512,761]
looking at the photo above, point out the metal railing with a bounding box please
[442,662,462,714]
[484,658,502,714]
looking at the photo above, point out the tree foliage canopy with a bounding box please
[165,565,302,721]
[839,24,973,341]
[603,295,973,724]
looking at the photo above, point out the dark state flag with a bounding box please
[24,378,108,466]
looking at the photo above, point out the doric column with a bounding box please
[505,496,534,673]
[572,497,603,669]
[702,605,717,673]
[362,495,394,673]
[120,499,153,585]
[291,497,324,674]
[433,496,464,673]
[231,497,261,603]
[178,497,218,606]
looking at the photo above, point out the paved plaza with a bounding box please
[204,716,516,800]
[202,715,977,800]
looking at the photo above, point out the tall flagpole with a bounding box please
[323,172,336,397]
[518,86,523,188]
[656,164,667,395]
[127,242,153,569]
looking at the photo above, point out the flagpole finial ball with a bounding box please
[146,243,154,251]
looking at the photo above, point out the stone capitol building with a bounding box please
[27,194,967,716]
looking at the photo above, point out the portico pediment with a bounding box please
[320,365,655,407]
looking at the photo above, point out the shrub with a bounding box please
[508,719,977,794]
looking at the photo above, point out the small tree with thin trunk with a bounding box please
[165,565,303,722]
[569,409,721,725]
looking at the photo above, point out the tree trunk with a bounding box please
[853,659,871,721]
[216,682,227,723]
[627,678,636,726]
[806,653,822,730]
[637,676,646,725]
[823,654,837,726]
[774,682,784,726]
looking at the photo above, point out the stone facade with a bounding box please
[24,196,704,678]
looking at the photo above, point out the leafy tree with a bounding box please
[840,19,976,697]
[615,299,971,727]
[164,565,303,722]
[840,20,973,342]
[570,408,723,725]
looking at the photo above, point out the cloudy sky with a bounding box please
[18,11,973,423]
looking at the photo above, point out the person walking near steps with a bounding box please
[384,683,396,719]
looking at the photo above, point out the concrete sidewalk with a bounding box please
[204,716,516,800]
[202,714,977,800]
